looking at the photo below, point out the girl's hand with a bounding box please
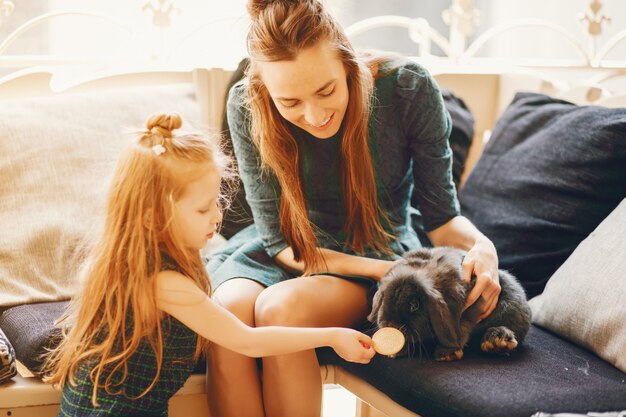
[462,237,501,320]
[330,328,375,364]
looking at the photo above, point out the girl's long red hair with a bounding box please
[44,114,231,405]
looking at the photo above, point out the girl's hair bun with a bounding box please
[248,0,306,20]
[146,114,182,138]
[248,0,267,20]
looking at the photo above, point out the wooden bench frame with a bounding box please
[0,363,417,417]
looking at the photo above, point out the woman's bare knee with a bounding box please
[254,276,369,327]
[213,278,265,325]
[254,285,306,327]
[208,280,264,377]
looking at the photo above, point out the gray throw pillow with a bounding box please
[459,92,626,298]
[0,301,67,374]
[529,199,626,373]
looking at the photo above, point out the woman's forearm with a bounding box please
[427,215,489,250]
[274,216,492,280]
[274,246,393,281]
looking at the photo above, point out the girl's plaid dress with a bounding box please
[58,259,199,417]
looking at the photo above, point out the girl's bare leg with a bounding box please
[207,278,267,417]
[255,276,370,417]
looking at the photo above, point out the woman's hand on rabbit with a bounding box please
[462,236,501,320]
[331,328,375,363]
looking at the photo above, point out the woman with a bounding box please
[206,1,501,416]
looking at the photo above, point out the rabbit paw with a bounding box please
[481,326,518,355]
[435,346,464,361]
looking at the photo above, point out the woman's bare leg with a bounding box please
[207,278,266,417]
[255,276,370,417]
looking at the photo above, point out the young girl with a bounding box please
[44,114,374,417]
[206,1,501,416]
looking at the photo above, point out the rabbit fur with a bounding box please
[368,247,532,360]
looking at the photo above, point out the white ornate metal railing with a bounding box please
[344,0,625,68]
[0,11,132,58]
[0,0,247,74]
[0,0,625,79]
[0,0,13,21]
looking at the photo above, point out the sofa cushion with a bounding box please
[442,88,474,189]
[0,84,200,307]
[529,198,626,373]
[458,92,626,298]
[0,327,17,383]
[0,301,68,373]
[318,325,626,417]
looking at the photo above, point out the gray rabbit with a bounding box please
[368,247,532,361]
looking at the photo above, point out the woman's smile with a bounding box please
[257,41,349,139]
[307,112,334,130]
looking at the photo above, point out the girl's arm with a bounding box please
[155,271,374,363]
[274,247,394,282]
[428,215,500,320]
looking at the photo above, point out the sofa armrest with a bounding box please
[0,364,211,417]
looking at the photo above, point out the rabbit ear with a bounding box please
[425,288,462,348]
[368,287,384,323]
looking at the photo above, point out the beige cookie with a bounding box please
[372,327,405,356]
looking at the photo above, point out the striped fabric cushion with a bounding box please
[0,327,17,383]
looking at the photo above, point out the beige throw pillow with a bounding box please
[0,84,200,307]
[529,198,626,373]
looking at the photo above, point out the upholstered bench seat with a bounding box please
[3,302,626,417]
[318,325,626,417]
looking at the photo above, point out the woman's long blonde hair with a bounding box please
[44,114,230,405]
[246,0,393,271]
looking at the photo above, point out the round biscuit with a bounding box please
[372,327,405,356]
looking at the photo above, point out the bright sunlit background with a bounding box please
[1,0,625,81]
[0,0,251,76]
